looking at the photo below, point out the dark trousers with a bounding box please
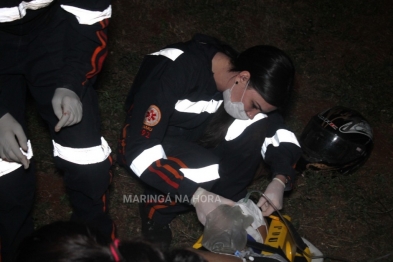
[0,166,35,262]
[140,119,267,225]
[0,4,113,261]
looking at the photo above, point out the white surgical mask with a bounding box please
[223,81,249,120]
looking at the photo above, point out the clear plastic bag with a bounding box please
[202,199,268,254]
[202,204,253,254]
[236,198,267,244]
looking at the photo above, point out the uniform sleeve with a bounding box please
[119,51,220,200]
[57,0,111,97]
[262,112,302,191]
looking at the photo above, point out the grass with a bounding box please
[27,0,393,261]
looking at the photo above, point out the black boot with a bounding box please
[139,204,172,250]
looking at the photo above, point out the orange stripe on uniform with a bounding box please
[127,104,134,114]
[163,164,183,180]
[148,166,179,189]
[167,156,188,168]
[111,222,116,241]
[85,31,107,79]
[148,203,176,219]
[83,19,109,83]
[117,123,130,166]
[156,160,183,180]
[102,193,107,212]
[109,169,113,184]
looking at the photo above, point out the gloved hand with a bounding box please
[0,113,29,168]
[191,187,235,226]
[257,177,285,216]
[52,88,82,132]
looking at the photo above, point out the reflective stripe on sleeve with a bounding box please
[175,99,223,114]
[225,113,267,141]
[0,0,53,22]
[261,129,301,159]
[52,137,111,165]
[180,164,220,183]
[0,140,33,177]
[60,4,111,25]
[149,48,184,61]
[131,145,167,177]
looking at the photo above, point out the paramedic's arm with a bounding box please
[121,53,220,200]
[53,1,111,131]
[258,112,302,216]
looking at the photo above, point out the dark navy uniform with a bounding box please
[0,1,113,260]
[118,34,302,224]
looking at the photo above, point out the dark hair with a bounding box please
[193,33,239,61]
[14,221,207,262]
[14,221,113,262]
[198,45,295,148]
[168,249,208,262]
[197,104,234,148]
[230,45,295,107]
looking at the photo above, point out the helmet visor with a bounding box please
[300,121,365,164]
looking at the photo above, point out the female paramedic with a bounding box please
[117,34,302,247]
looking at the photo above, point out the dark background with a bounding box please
[29,1,393,261]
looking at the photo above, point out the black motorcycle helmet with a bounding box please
[297,106,373,174]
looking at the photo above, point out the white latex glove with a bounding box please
[0,113,29,168]
[257,178,285,216]
[191,187,235,226]
[52,88,82,132]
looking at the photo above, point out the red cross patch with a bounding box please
[143,105,161,126]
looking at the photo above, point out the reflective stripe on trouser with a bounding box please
[52,137,111,165]
[51,138,114,238]
[141,119,268,225]
[0,140,34,177]
[139,137,220,225]
[0,74,33,262]
[0,3,115,249]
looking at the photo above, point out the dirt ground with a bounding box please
[29,1,393,261]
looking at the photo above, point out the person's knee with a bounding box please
[58,158,112,199]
